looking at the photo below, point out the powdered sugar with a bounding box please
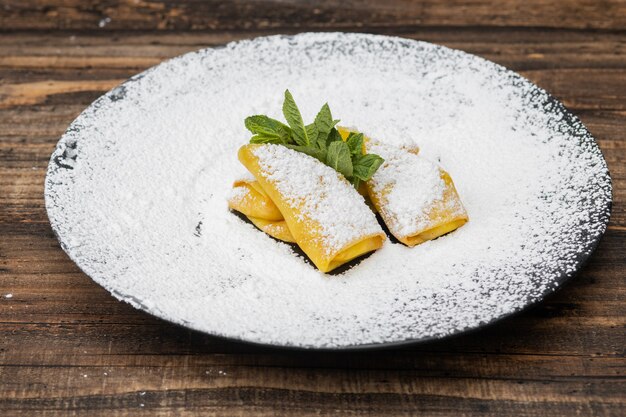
[368,141,448,237]
[227,184,248,203]
[250,144,382,254]
[45,33,611,348]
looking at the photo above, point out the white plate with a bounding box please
[45,33,611,349]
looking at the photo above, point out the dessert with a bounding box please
[228,90,468,272]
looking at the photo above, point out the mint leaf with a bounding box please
[346,132,364,156]
[314,104,336,135]
[282,90,309,146]
[326,141,353,179]
[312,104,339,148]
[325,127,343,147]
[285,144,326,163]
[305,123,318,146]
[245,115,291,144]
[250,134,284,144]
[314,104,333,132]
[245,115,288,135]
[353,153,384,181]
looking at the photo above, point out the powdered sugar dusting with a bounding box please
[251,144,382,254]
[368,141,448,237]
[227,184,248,203]
[45,33,611,348]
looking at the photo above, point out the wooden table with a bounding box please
[1,1,625,415]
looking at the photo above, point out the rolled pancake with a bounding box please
[247,215,295,243]
[228,177,283,221]
[228,177,295,242]
[366,140,468,246]
[238,143,385,273]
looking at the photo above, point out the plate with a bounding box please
[45,33,612,349]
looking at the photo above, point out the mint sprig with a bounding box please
[244,89,384,187]
[282,90,310,146]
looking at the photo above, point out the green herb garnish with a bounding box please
[244,90,384,187]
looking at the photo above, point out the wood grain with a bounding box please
[1,0,626,31]
[1,1,625,416]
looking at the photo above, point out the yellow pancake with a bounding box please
[238,143,385,273]
[366,143,468,246]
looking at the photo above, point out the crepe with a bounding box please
[237,143,385,272]
[247,215,295,243]
[228,177,295,242]
[365,140,468,246]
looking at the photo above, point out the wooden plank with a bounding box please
[0,30,625,72]
[1,0,626,31]
[0,390,621,417]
